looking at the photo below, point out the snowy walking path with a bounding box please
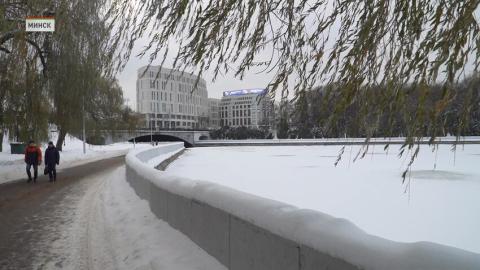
[31,164,225,270]
[0,134,149,185]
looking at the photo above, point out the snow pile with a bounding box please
[126,144,480,270]
[0,133,150,184]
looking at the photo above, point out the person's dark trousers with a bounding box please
[26,163,38,183]
[47,164,56,182]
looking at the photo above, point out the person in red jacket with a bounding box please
[24,140,42,183]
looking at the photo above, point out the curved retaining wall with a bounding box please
[125,143,480,270]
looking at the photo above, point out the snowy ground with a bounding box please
[0,134,148,184]
[32,165,225,270]
[166,144,480,254]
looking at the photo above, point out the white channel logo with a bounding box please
[26,17,55,32]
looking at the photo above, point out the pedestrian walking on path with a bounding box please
[24,140,42,183]
[44,141,60,182]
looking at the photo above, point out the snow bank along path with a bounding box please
[0,133,150,185]
[125,143,480,270]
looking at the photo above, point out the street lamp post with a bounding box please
[82,96,86,154]
[150,116,153,145]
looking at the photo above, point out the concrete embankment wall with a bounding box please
[125,143,480,270]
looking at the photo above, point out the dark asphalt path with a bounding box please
[0,156,125,270]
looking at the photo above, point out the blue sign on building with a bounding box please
[223,88,266,97]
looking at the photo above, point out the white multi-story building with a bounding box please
[219,88,274,129]
[136,66,209,129]
[208,98,221,129]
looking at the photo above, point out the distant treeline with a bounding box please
[210,126,273,140]
[278,75,480,139]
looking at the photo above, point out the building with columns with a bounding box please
[136,66,209,130]
[219,88,274,130]
[208,98,221,129]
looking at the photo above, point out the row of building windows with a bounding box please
[150,120,199,128]
[150,91,172,102]
[234,101,254,105]
[145,90,206,106]
[220,118,252,126]
[149,113,199,120]
[221,110,252,118]
[237,96,254,101]
[149,102,203,115]
[146,78,205,94]
[147,70,207,88]
[220,104,252,110]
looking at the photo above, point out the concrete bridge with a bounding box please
[102,129,210,147]
[100,131,480,148]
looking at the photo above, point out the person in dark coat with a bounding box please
[44,141,60,182]
[24,140,42,183]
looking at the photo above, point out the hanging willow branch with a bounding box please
[109,0,480,179]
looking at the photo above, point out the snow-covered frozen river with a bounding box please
[166,144,480,254]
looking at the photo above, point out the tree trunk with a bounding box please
[56,128,67,151]
[0,130,3,152]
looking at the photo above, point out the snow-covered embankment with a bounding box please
[125,143,480,270]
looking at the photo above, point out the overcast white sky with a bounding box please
[115,2,480,111]
[115,1,294,111]
[115,0,340,111]
[116,39,275,111]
